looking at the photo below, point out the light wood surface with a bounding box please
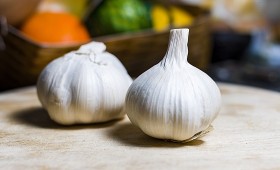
[0,83,280,169]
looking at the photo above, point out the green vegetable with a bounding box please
[85,0,152,36]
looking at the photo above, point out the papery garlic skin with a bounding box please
[125,29,221,141]
[37,42,133,125]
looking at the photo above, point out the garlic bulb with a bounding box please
[37,42,133,125]
[125,29,221,142]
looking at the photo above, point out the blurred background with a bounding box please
[1,0,280,92]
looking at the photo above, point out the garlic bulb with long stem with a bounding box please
[37,42,133,125]
[125,29,221,142]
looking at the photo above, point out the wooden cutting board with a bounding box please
[0,83,280,169]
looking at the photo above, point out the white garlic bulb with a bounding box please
[125,29,221,142]
[37,42,133,125]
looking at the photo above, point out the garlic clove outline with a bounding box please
[125,28,221,142]
[37,41,133,125]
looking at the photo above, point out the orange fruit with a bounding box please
[21,12,90,44]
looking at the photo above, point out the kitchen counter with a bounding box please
[0,83,280,169]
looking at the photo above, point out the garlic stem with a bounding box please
[161,29,189,67]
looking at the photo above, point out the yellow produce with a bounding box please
[170,6,194,28]
[151,4,170,31]
[38,0,88,19]
[151,4,194,32]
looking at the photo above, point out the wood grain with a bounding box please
[0,83,280,169]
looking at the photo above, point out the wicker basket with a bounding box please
[0,5,210,91]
